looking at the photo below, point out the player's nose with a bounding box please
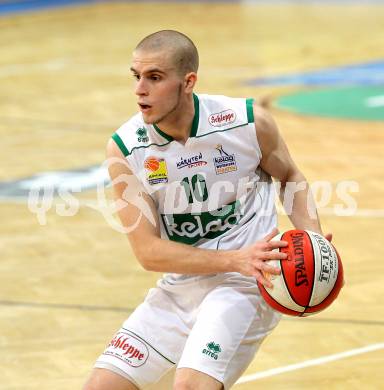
[135,78,149,96]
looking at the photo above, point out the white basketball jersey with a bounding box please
[112,94,277,282]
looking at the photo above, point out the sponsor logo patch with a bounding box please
[161,199,242,245]
[144,156,168,185]
[103,331,149,367]
[176,152,207,169]
[213,144,237,175]
[208,109,236,127]
[202,341,222,360]
[136,127,149,143]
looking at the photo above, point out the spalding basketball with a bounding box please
[258,230,343,316]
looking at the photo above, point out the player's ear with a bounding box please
[184,72,197,93]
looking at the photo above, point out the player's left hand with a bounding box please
[324,232,345,287]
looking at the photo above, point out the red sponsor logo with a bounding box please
[103,331,149,367]
[208,109,236,127]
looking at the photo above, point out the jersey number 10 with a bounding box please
[181,174,208,204]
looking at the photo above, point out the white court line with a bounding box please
[236,343,384,384]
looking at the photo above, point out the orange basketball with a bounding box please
[258,230,343,316]
[144,157,160,172]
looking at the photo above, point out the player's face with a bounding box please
[130,50,185,125]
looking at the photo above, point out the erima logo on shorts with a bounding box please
[208,109,236,127]
[103,331,149,367]
[202,342,222,360]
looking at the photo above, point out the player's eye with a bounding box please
[150,75,161,81]
[132,74,140,80]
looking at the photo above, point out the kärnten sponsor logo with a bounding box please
[176,152,208,169]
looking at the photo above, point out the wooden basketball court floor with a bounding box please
[0,1,383,389]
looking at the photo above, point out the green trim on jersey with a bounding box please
[194,122,249,140]
[111,133,129,157]
[153,93,200,140]
[153,123,173,141]
[128,141,173,156]
[112,132,172,157]
[189,93,200,137]
[112,96,253,157]
[246,98,255,123]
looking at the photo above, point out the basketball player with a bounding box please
[84,30,326,390]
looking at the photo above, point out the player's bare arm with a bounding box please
[254,103,323,234]
[107,138,287,287]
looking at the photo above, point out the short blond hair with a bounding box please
[135,30,199,75]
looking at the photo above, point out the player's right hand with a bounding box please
[235,228,288,288]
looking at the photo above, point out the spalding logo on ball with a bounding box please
[258,230,344,316]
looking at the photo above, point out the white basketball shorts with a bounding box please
[94,273,281,389]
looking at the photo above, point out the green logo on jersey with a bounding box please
[202,342,222,360]
[136,127,149,142]
[160,200,242,245]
